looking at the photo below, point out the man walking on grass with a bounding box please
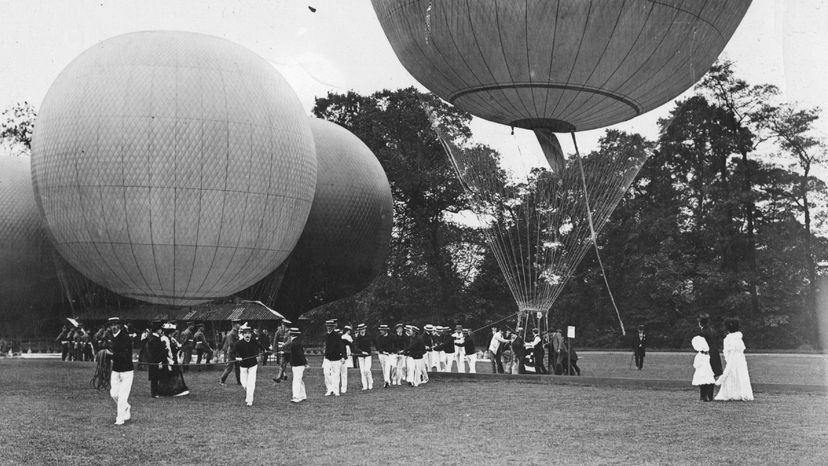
[106,317,133,425]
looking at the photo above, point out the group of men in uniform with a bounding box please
[321,319,480,395]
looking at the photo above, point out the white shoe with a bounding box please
[174,390,189,397]
[325,392,332,396]
[123,405,131,421]
[114,419,124,426]
[246,402,252,407]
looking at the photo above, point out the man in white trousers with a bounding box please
[462,329,477,373]
[423,324,437,371]
[340,325,354,393]
[375,325,393,388]
[354,323,374,390]
[234,324,259,406]
[442,326,456,373]
[452,325,466,373]
[105,317,133,425]
[323,319,343,396]
[285,328,307,403]
[392,323,407,385]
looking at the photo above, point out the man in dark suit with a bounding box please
[323,319,343,396]
[511,328,526,374]
[698,314,723,378]
[145,321,165,398]
[632,324,647,370]
[106,317,134,425]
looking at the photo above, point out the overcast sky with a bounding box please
[1,0,826,174]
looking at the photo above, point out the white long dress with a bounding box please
[714,331,754,401]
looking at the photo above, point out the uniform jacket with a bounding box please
[632,332,647,352]
[354,334,374,356]
[223,329,239,357]
[287,338,307,366]
[463,334,476,355]
[442,333,455,354]
[234,338,259,368]
[405,334,426,359]
[375,334,393,353]
[110,330,134,372]
[324,330,344,360]
[179,328,195,350]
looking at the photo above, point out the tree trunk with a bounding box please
[801,175,818,346]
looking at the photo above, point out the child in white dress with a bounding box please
[715,318,754,401]
[691,335,715,401]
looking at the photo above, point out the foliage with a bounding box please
[0,101,36,153]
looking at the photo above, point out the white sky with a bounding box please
[1,0,826,175]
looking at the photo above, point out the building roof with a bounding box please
[75,300,284,322]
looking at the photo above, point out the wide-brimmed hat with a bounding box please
[409,325,419,332]
[424,324,434,331]
[325,319,337,326]
[357,323,366,330]
[239,323,252,333]
[107,317,121,324]
[343,325,353,331]
[378,324,389,331]
[161,322,176,331]
[282,319,293,325]
[289,327,301,335]
[395,323,404,329]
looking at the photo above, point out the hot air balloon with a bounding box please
[378,0,752,343]
[30,31,318,306]
[373,0,752,168]
[243,118,394,318]
[0,154,64,334]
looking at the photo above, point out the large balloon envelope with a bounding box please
[0,155,64,331]
[372,0,752,167]
[30,31,317,306]
[242,118,393,318]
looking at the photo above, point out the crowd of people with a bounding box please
[81,312,754,425]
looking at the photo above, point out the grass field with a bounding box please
[1,354,826,465]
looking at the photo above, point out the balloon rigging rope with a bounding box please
[571,132,626,337]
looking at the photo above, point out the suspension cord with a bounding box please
[571,132,626,336]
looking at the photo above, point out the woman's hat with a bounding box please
[162,322,176,330]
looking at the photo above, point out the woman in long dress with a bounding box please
[714,318,753,401]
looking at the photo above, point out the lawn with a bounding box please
[1,355,826,465]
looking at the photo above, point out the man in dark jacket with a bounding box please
[178,322,196,372]
[354,323,374,390]
[323,319,343,396]
[632,324,647,370]
[234,324,260,406]
[511,328,526,374]
[698,314,723,378]
[375,324,393,388]
[220,320,241,385]
[462,329,477,373]
[145,321,165,398]
[106,317,134,425]
[285,328,307,402]
[404,326,426,387]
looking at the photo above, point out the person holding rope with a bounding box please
[488,326,509,374]
[105,317,133,425]
[234,324,260,406]
[193,323,213,364]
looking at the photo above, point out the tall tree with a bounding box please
[311,88,490,322]
[758,103,827,343]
